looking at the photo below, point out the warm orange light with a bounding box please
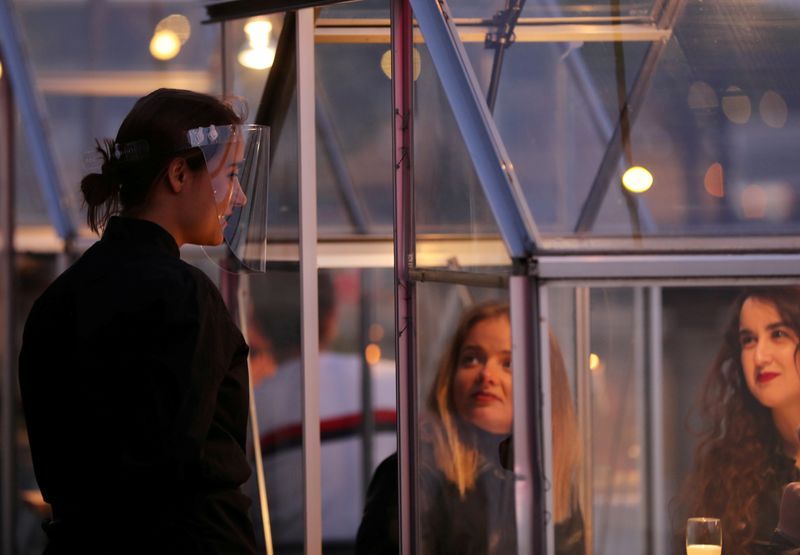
[150,30,181,61]
[703,162,724,198]
[589,353,601,371]
[238,18,275,70]
[156,14,191,45]
[365,343,381,365]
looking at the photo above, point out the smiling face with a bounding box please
[739,296,800,411]
[451,316,513,435]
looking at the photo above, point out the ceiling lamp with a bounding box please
[238,19,275,70]
[622,166,654,194]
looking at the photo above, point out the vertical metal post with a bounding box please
[575,287,594,554]
[1,53,17,555]
[633,288,647,552]
[390,1,416,553]
[510,272,548,555]
[646,287,666,555]
[359,269,375,496]
[297,9,321,555]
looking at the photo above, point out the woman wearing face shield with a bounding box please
[18,88,263,554]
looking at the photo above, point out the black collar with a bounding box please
[102,216,180,259]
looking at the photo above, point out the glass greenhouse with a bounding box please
[2,0,800,553]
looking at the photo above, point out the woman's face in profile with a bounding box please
[206,138,247,224]
[451,316,513,435]
[739,296,800,411]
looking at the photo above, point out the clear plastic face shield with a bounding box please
[187,123,270,273]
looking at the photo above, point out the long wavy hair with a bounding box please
[426,300,580,522]
[683,286,800,552]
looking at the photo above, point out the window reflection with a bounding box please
[549,284,800,554]
[358,285,586,555]
[248,269,396,554]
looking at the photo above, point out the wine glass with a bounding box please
[686,517,722,555]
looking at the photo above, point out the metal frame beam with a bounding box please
[536,253,800,280]
[391,1,417,553]
[1,50,17,555]
[510,274,549,554]
[297,8,322,555]
[0,0,75,239]
[409,0,541,257]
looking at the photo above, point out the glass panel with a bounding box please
[415,0,800,248]
[413,44,511,272]
[13,0,222,238]
[461,39,648,234]
[249,268,397,554]
[413,282,515,552]
[590,3,800,239]
[546,281,800,554]
[223,15,286,118]
[316,42,394,235]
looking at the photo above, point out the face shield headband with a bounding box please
[187,124,270,273]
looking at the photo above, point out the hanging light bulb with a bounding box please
[156,14,191,45]
[150,29,181,61]
[622,166,654,194]
[238,18,276,70]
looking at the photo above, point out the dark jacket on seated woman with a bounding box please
[357,302,584,555]
[356,447,584,555]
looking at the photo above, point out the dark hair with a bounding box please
[684,286,800,552]
[80,88,244,233]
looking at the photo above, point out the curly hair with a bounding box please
[426,300,580,522]
[684,286,800,552]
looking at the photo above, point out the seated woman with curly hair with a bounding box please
[683,287,800,554]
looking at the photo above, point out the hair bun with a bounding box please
[81,171,118,207]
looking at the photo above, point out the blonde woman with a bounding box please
[356,300,584,554]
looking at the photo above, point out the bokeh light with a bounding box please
[721,86,751,124]
[149,29,181,61]
[622,166,654,193]
[156,14,191,45]
[687,81,718,110]
[238,18,275,70]
[365,343,381,365]
[380,48,422,80]
[759,90,788,129]
[703,162,724,198]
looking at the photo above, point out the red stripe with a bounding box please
[260,410,396,452]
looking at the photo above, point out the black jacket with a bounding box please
[18,217,256,554]
[356,452,584,555]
